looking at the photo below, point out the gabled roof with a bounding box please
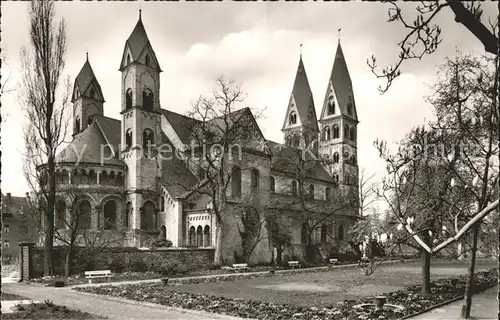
[2,194,29,219]
[266,140,332,182]
[94,115,121,150]
[120,16,162,71]
[323,41,358,121]
[282,56,318,132]
[55,120,124,167]
[161,107,266,149]
[72,57,104,103]
[159,132,199,198]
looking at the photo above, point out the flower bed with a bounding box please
[74,268,497,320]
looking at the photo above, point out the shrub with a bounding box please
[151,239,173,248]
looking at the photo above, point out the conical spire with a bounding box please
[119,12,162,71]
[320,41,357,120]
[72,56,104,102]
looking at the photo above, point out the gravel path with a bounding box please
[2,283,245,320]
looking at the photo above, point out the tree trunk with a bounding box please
[421,249,431,294]
[64,246,73,277]
[44,176,56,276]
[461,224,479,319]
[214,222,224,266]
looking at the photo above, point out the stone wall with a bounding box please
[27,245,214,278]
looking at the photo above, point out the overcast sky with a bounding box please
[1,1,495,200]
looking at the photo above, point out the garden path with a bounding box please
[2,282,246,320]
[408,286,498,320]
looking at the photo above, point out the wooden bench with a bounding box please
[329,258,339,265]
[231,263,249,272]
[288,260,300,269]
[85,270,113,284]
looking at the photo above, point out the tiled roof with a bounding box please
[94,115,121,150]
[72,58,104,102]
[55,121,125,167]
[266,140,332,182]
[126,19,149,61]
[159,132,199,198]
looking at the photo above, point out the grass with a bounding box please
[1,293,28,301]
[159,259,497,307]
[2,301,107,320]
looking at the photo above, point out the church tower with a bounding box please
[71,54,105,135]
[120,11,163,231]
[318,41,359,190]
[281,55,319,150]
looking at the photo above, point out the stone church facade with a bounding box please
[43,14,360,264]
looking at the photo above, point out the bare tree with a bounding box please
[166,76,267,266]
[20,0,70,276]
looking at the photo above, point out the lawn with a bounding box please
[161,259,497,307]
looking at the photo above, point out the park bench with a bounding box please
[329,258,339,265]
[231,263,249,272]
[288,260,300,269]
[84,270,113,284]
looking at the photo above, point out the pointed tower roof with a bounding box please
[282,55,318,131]
[72,55,105,103]
[323,41,358,121]
[120,12,162,71]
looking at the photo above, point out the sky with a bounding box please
[1,1,496,200]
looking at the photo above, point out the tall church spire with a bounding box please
[281,54,319,148]
[119,12,162,72]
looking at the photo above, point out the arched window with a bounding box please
[328,97,335,115]
[55,200,66,229]
[289,112,297,125]
[127,54,131,65]
[251,169,259,189]
[126,89,133,110]
[333,125,339,139]
[323,127,331,141]
[101,170,109,185]
[347,101,353,115]
[333,152,340,163]
[292,180,297,197]
[309,184,315,200]
[285,136,292,146]
[231,166,242,197]
[292,135,300,147]
[75,117,81,134]
[61,170,69,184]
[141,201,156,230]
[109,171,116,186]
[204,225,211,247]
[80,170,89,185]
[145,54,150,66]
[125,129,133,149]
[344,124,349,139]
[71,169,80,184]
[143,89,154,111]
[321,224,328,243]
[87,116,93,126]
[338,225,344,240]
[103,200,117,230]
[143,129,154,151]
[344,174,349,185]
[333,173,339,185]
[88,170,97,184]
[325,187,331,201]
[117,172,124,186]
[350,127,356,141]
[269,176,275,193]
[189,226,196,246]
[125,202,132,229]
[89,88,95,98]
[351,155,357,165]
[160,225,166,240]
[196,226,203,247]
[78,200,92,230]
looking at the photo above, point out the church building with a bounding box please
[45,13,360,264]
